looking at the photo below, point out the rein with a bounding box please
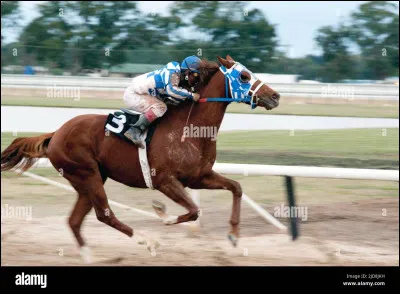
[181,100,195,142]
[198,75,231,103]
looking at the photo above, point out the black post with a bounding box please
[285,176,299,241]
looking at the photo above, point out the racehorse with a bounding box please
[1,55,280,263]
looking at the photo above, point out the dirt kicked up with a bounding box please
[1,172,398,266]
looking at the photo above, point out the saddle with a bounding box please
[104,108,159,147]
[105,108,160,189]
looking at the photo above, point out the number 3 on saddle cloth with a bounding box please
[104,108,159,147]
[104,108,160,189]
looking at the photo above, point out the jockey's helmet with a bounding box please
[181,55,201,73]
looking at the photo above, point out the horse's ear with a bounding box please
[217,56,226,65]
[217,56,234,68]
[226,55,234,62]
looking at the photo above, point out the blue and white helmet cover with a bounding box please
[181,55,201,73]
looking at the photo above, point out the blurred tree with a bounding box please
[315,25,354,82]
[169,1,279,72]
[349,1,399,79]
[17,1,180,73]
[64,1,142,72]
[1,1,20,69]
[1,1,20,43]
[119,11,183,64]
[297,55,325,81]
[7,0,397,81]
[268,52,323,81]
[19,2,73,70]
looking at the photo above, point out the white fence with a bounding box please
[21,159,399,237]
[32,159,400,182]
[2,74,399,100]
[213,163,399,181]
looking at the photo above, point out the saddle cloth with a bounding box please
[104,108,159,189]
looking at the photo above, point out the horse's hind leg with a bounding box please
[68,194,93,263]
[67,174,107,263]
[66,171,158,261]
[153,177,200,225]
[67,173,130,233]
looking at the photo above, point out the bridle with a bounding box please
[198,62,265,109]
[184,62,265,139]
[247,79,264,108]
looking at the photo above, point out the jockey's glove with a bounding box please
[192,93,200,102]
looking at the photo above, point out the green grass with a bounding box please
[217,128,398,155]
[1,167,61,178]
[227,102,399,118]
[21,182,49,185]
[2,129,398,170]
[216,128,399,169]
[2,96,398,118]
[1,97,121,109]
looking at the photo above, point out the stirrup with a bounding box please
[124,127,145,149]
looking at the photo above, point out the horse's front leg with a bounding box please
[153,177,200,225]
[190,171,243,247]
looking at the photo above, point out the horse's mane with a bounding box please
[198,59,220,89]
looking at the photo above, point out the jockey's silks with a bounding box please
[145,62,195,104]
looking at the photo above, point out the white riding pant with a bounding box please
[123,73,167,117]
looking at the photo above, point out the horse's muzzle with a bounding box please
[259,97,279,110]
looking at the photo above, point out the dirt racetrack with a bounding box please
[1,172,398,266]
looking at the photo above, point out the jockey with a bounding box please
[122,55,202,148]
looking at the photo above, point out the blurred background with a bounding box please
[1,1,399,266]
[1,1,398,169]
[1,0,399,166]
[1,1,398,81]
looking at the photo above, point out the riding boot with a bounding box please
[124,114,151,149]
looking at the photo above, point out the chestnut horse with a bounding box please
[1,55,280,262]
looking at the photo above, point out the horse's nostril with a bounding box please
[272,93,280,100]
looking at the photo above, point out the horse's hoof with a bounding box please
[163,215,178,225]
[80,246,92,264]
[189,221,201,232]
[147,239,160,257]
[152,200,166,214]
[134,233,146,245]
[134,232,160,256]
[227,233,238,247]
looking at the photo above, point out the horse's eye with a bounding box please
[240,73,250,83]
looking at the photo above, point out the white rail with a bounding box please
[213,163,399,181]
[2,74,398,100]
[33,159,399,181]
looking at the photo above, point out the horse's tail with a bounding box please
[1,132,54,173]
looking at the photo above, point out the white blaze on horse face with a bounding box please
[222,62,263,103]
[245,67,264,99]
